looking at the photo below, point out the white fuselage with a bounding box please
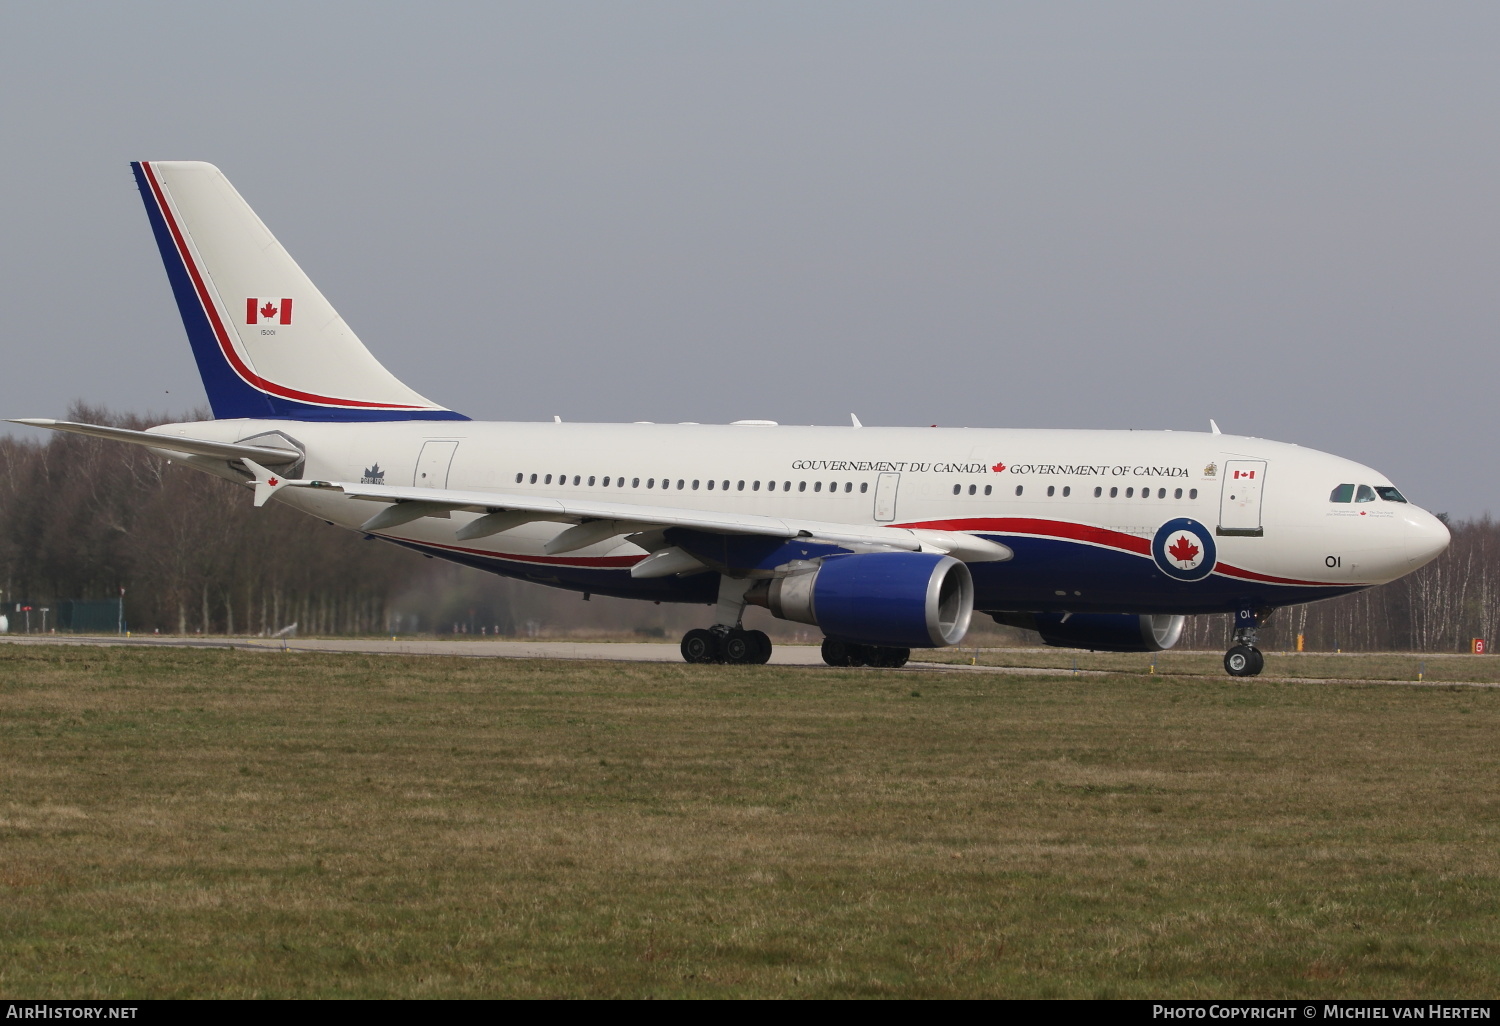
[152,418,1450,616]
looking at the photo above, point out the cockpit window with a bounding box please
[1355,485,1377,503]
[1330,484,1354,503]
[1376,486,1408,503]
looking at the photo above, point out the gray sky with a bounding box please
[2,2,1496,515]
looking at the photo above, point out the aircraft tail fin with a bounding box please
[131,161,465,421]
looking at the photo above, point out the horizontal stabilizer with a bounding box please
[10,419,302,465]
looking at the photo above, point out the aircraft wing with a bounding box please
[9,419,303,466]
[243,462,1011,565]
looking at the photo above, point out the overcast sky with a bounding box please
[1,2,1496,515]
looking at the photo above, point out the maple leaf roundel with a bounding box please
[1151,518,1216,582]
[1167,534,1200,566]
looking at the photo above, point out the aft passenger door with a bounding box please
[873,472,900,522]
[1218,460,1266,537]
[414,440,459,488]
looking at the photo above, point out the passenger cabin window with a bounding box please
[953,484,961,495]
[1330,484,1355,503]
[1125,487,1134,498]
[1063,486,1071,497]
[983,485,991,496]
[1015,485,1023,496]
[1174,488,1182,499]
[1046,486,1055,497]
[1094,487,1102,497]
[1110,487,1118,498]
[1376,486,1408,503]
[1355,485,1377,503]
[1189,489,1198,499]
[515,473,523,484]
[861,483,869,493]
[799,482,807,492]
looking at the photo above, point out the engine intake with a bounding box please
[993,612,1185,653]
[751,552,974,648]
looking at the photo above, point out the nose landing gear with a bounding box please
[1223,606,1268,677]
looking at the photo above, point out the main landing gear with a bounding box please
[680,576,773,665]
[1223,606,1267,677]
[821,639,910,668]
[681,626,773,665]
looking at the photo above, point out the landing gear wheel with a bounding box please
[869,646,910,668]
[821,639,854,666]
[1224,644,1263,677]
[723,629,758,664]
[682,628,722,664]
[747,629,773,664]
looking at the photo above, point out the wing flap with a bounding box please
[243,470,1013,562]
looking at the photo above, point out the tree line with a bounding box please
[0,406,1490,650]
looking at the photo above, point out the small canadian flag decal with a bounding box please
[246,298,293,325]
[1233,469,1256,479]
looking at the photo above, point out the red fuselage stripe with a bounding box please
[897,516,1330,587]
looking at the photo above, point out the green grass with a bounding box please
[922,646,1500,684]
[1,644,1498,998]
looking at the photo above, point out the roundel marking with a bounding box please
[1152,518,1217,582]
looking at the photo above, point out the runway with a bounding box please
[4,633,1499,687]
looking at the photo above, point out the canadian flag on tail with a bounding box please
[246,298,293,325]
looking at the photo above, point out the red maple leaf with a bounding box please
[260,302,277,320]
[267,477,279,487]
[992,462,1006,473]
[1167,534,1200,565]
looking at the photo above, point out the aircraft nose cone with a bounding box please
[1405,510,1451,569]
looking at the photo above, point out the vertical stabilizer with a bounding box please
[132,160,465,421]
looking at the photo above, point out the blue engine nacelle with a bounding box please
[994,612,1185,652]
[754,552,974,648]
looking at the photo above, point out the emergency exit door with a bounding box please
[1217,460,1266,537]
[414,440,459,488]
[873,472,900,522]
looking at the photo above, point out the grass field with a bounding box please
[919,646,1500,684]
[1,644,1497,998]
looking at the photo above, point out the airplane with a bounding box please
[13,161,1452,675]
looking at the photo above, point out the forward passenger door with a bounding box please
[1217,460,1266,537]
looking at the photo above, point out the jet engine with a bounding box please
[748,552,974,648]
[993,612,1185,653]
